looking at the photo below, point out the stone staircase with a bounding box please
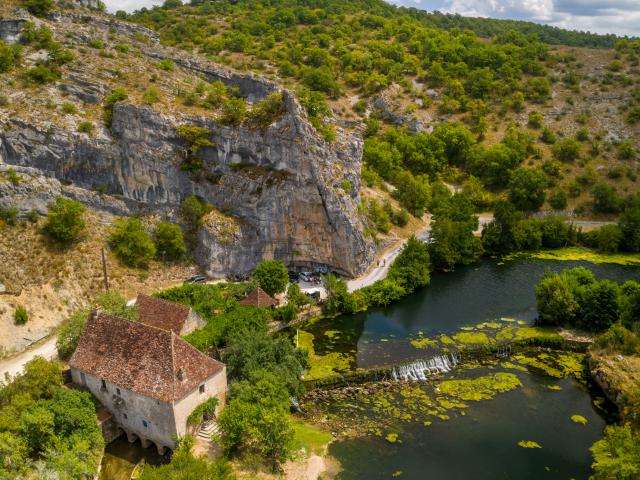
[197,420,221,441]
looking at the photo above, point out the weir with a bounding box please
[391,353,461,381]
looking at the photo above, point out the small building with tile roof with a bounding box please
[238,287,278,308]
[136,293,205,336]
[69,310,226,454]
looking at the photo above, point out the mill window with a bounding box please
[116,388,121,396]
[199,384,205,394]
[101,379,107,391]
[142,420,148,428]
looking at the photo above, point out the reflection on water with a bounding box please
[301,258,639,370]
[100,436,165,480]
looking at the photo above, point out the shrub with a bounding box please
[618,140,637,160]
[26,65,59,84]
[77,121,95,135]
[540,127,556,144]
[0,205,18,226]
[154,221,186,261]
[253,259,288,297]
[175,124,213,172]
[549,190,568,210]
[23,0,54,16]
[0,41,20,74]
[528,111,543,129]
[44,196,86,243]
[110,218,156,267]
[142,86,161,105]
[102,88,128,126]
[219,97,247,127]
[246,93,285,130]
[340,180,352,194]
[187,397,219,426]
[14,305,28,325]
[627,106,640,124]
[157,59,175,71]
[6,168,21,185]
[181,195,213,226]
[61,102,77,115]
[88,38,105,49]
[553,137,581,162]
[392,171,431,217]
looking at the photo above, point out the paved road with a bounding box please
[0,336,58,381]
[347,225,431,293]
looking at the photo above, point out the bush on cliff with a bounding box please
[44,196,86,244]
[109,218,156,267]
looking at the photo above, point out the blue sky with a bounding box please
[102,0,640,37]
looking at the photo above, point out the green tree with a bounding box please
[223,330,307,397]
[140,437,232,480]
[594,225,623,253]
[389,236,431,292]
[218,370,293,470]
[253,260,288,297]
[508,168,548,211]
[590,424,640,480]
[392,171,431,217]
[620,202,640,252]
[535,272,579,326]
[592,183,622,214]
[578,280,620,331]
[109,218,156,267]
[154,222,187,261]
[44,196,86,243]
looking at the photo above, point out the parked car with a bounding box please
[299,272,313,282]
[288,271,300,281]
[184,275,207,284]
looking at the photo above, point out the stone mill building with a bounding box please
[69,300,226,454]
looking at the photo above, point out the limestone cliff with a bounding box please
[0,9,375,277]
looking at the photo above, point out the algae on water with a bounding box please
[438,372,522,401]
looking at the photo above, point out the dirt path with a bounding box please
[0,335,57,380]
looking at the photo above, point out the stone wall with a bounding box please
[173,367,227,438]
[71,368,177,451]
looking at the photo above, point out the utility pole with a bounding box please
[101,248,109,292]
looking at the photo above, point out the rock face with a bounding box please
[0,78,375,277]
[0,18,28,44]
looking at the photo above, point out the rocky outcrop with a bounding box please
[373,84,425,134]
[0,87,375,277]
[0,18,28,44]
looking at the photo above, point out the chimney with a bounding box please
[177,367,185,381]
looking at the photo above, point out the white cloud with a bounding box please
[389,0,640,36]
[102,0,162,12]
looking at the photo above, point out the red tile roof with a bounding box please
[238,287,277,308]
[69,311,224,403]
[136,293,191,334]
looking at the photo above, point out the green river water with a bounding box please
[301,258,638,479]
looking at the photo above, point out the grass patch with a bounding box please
[291,419,332,455]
